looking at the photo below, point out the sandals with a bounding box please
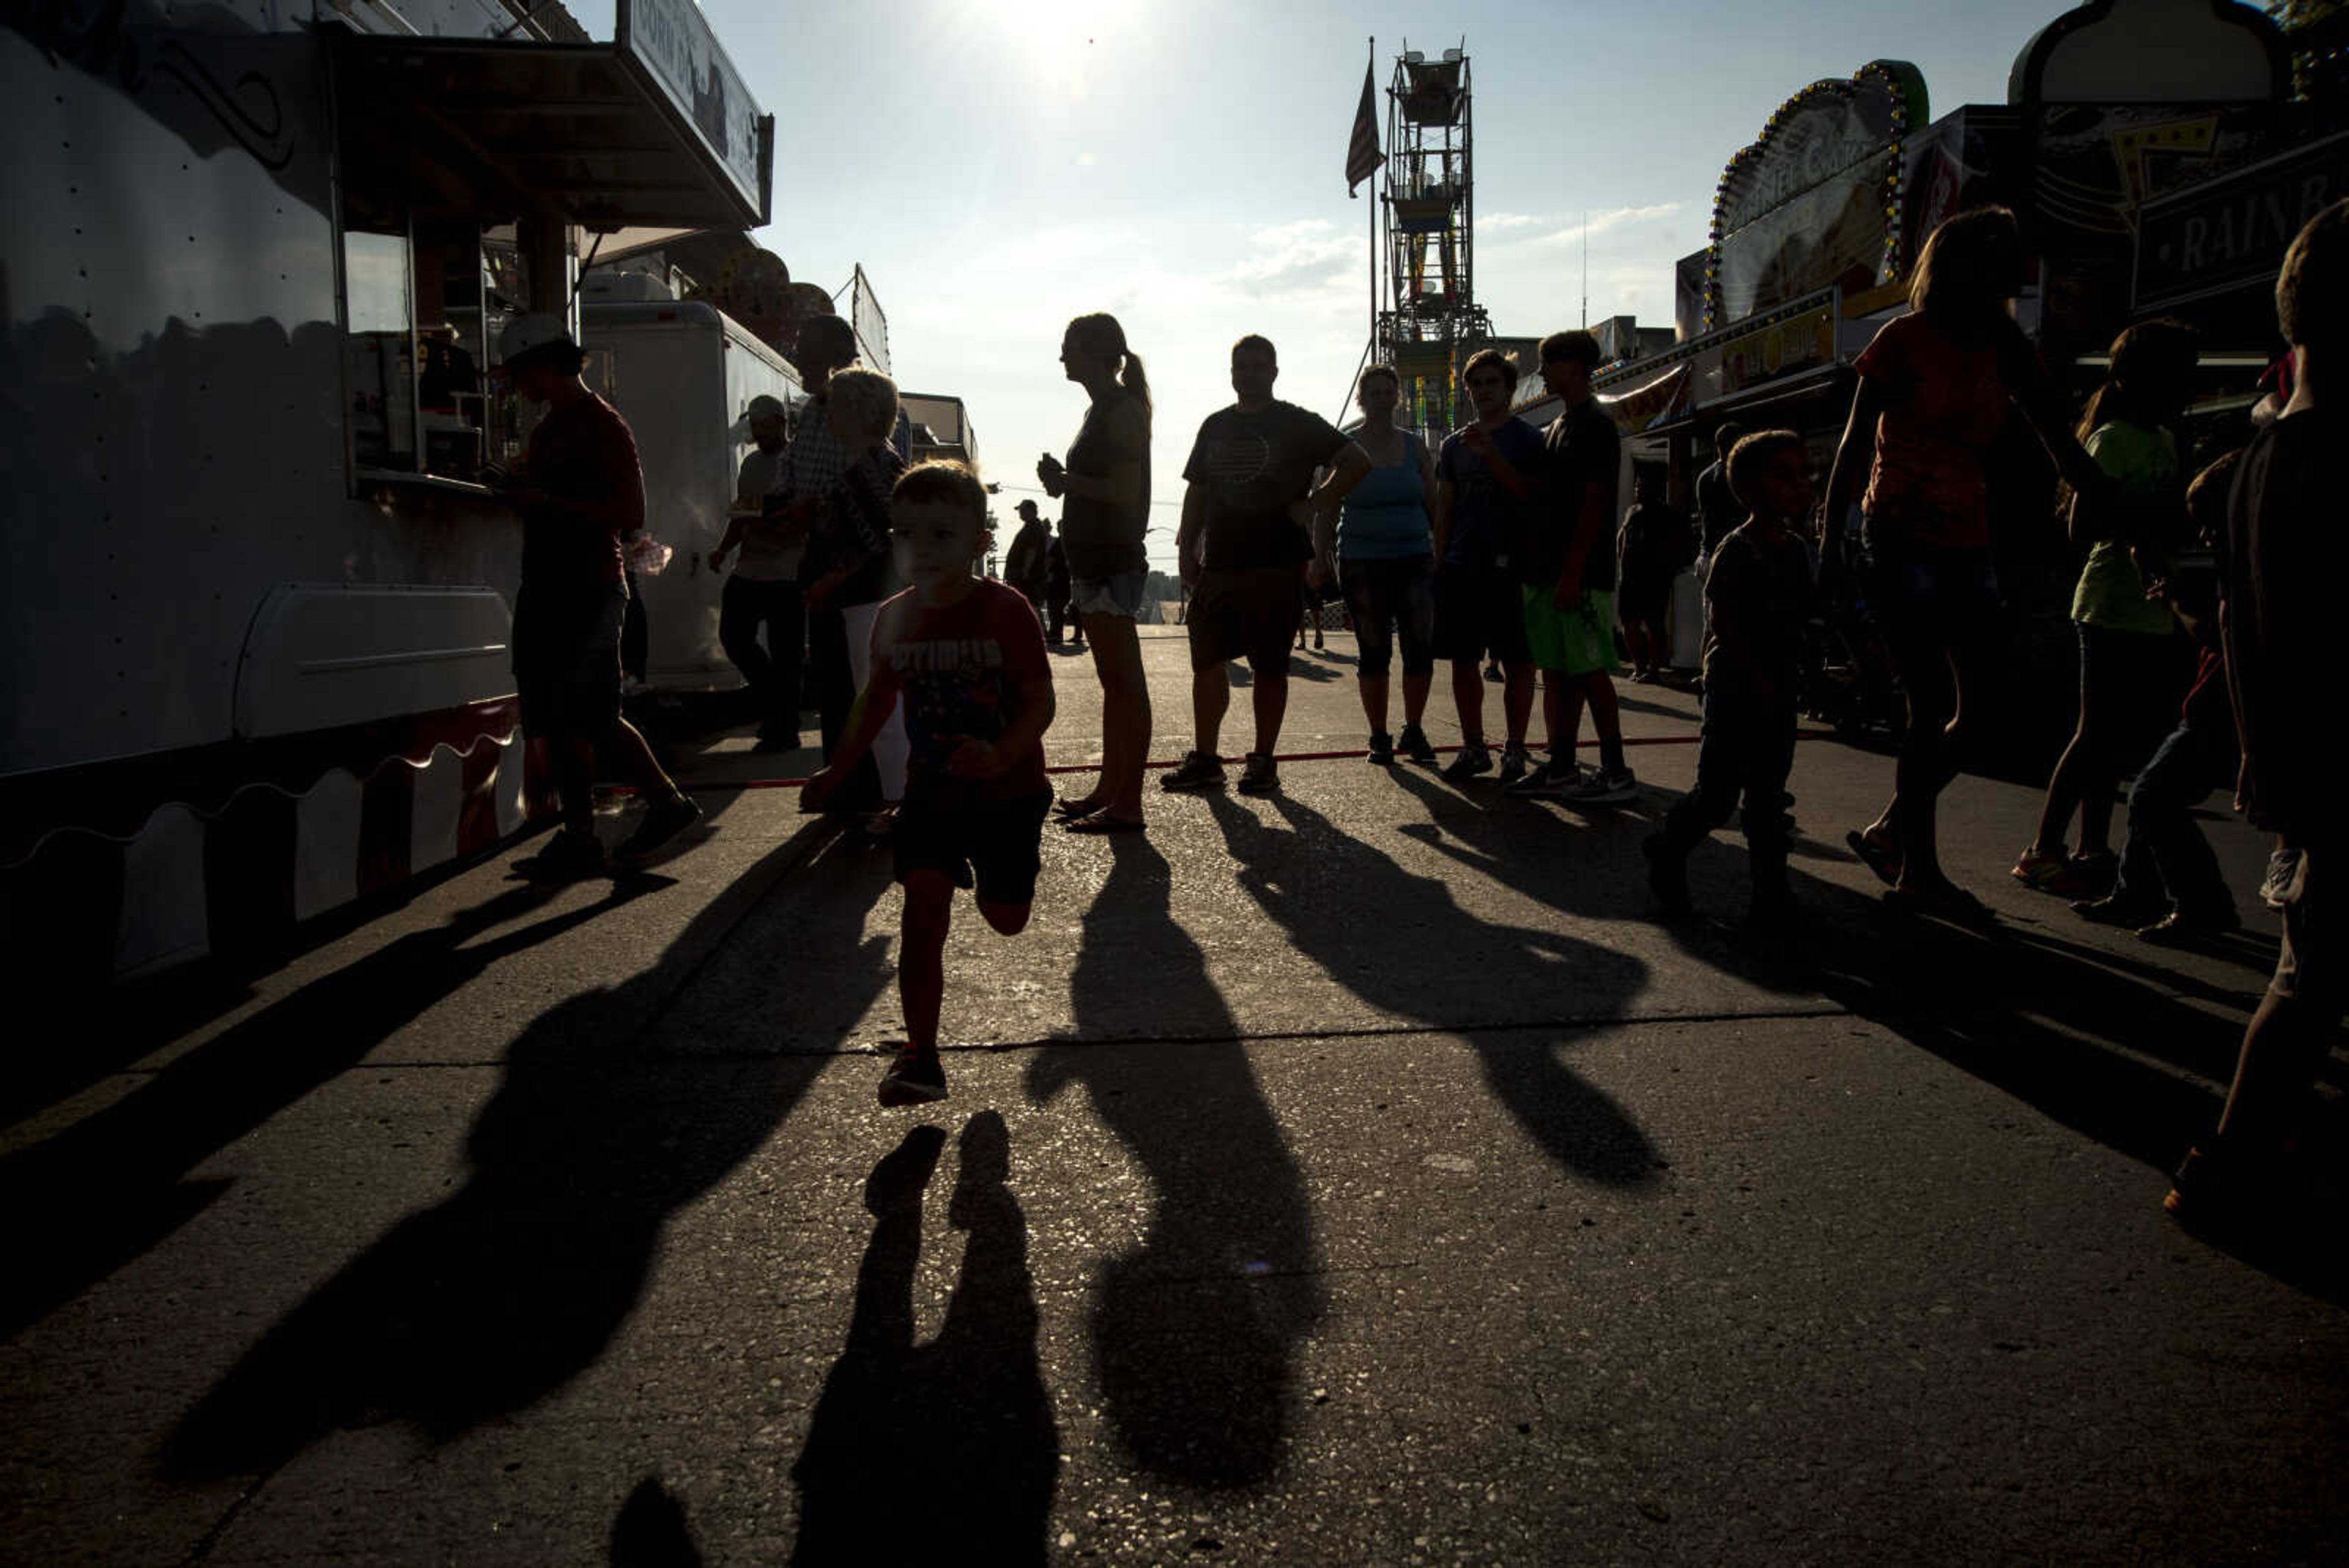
[1846,828,1902,888]
[1052,793,1105,819]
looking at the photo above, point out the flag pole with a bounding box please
[1367,36,1377,367]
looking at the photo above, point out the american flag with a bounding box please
[1345,59,1383,198]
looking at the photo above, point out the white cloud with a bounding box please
[1520,202,1685,250]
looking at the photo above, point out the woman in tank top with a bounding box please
[1037,313,1154,832]
[1316,365,1439,765]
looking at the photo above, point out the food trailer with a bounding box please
[1,0,774,983]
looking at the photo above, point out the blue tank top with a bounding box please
[1337,433,1433,561]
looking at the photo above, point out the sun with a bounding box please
[963,0,1148,96]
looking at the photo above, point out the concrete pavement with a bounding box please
[4,628,2343,1566]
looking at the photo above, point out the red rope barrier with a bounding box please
[625,730,1842,795]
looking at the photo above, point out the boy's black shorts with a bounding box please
[892,789,1052,905]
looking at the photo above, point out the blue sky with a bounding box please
[574,0,2172,567]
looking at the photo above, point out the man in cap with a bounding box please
[495,312,702,875]
[711,392,806,751]
[1003,498,1053,620]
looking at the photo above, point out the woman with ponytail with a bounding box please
[1039,312,1154,831]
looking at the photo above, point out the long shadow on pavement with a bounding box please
[1390,764,2347,1299]
[158,826,895,1480]
[1205,790,1663,1189]
[1029,835,1323,1488]
[790,1112,1058,1564]
[0,877,662,1341]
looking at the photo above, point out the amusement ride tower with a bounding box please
[1375,43,1494,440]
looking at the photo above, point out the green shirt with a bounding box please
[2071,420,2180,636]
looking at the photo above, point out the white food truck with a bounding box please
[578,290,803,691]
[1,0,773,984]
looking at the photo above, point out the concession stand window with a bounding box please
[327,0,773,491]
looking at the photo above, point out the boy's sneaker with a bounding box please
[1237,753,1280,795]
[1642,833,1691,916]
[1563,765,1639,804]
[878,1046,948,1107]
[1440,741,1493,783]
[1397,723,1439,765]
[1495,744,1533,785]
[518,825,606,881]
[1367,730,1395,765]
[618,792,702,860]
[1505,753,1575,797]
[1160,751,1226,792]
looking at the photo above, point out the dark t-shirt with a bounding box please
[1436,416,1543,570]
[1182,400,1349,571]
[1701,522,1817,698]
[1619,502,1695,590]
[877,579,1053,810]
[1694,460,1742,556]
[518,393,639,596]
[2222,404,2343,840]
[1061,392,1151,579]
[1525,398,1622,590]
[1004,519,1052,597]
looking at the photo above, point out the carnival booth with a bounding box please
[2,0,773,984]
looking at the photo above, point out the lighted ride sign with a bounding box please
[1705,59,1929,331]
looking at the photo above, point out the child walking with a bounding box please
[1644,431,1818,923]
[803,461,1057,1107]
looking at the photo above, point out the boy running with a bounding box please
[802,461,1056,1107]
[1432,349,1544,782]
[1516,330,1637,803]
[1643,431,1817,923]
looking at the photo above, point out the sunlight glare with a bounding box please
[969,0,1148,97]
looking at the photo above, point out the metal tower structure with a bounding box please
[1375,43,1494,441]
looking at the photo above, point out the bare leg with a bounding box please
[606,716,684,804]
[1250,666,1289,756]
[1451,658,1486,743]
[977,899,1032,936]
[1359,674,1390,735]
[1585,670,1624,746]
[1551,675,1586,759]
[1084,614,1151,820]
[558,738,597,833]
[1192,661,1231,758]
[1401,671,1431,727]
[899,872,956,1052]
[1502,661,1537,749]
[2030,698,2094,860]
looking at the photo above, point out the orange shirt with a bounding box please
[1854,311,2024,553]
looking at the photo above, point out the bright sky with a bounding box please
[573,0,2127,569]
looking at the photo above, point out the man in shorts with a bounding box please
[496,314,700,878]
[1515,329,1638,804]
[1165,335,1370,796]
[1433,348,1545,782]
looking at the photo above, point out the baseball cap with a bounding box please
[497,313,577,366]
